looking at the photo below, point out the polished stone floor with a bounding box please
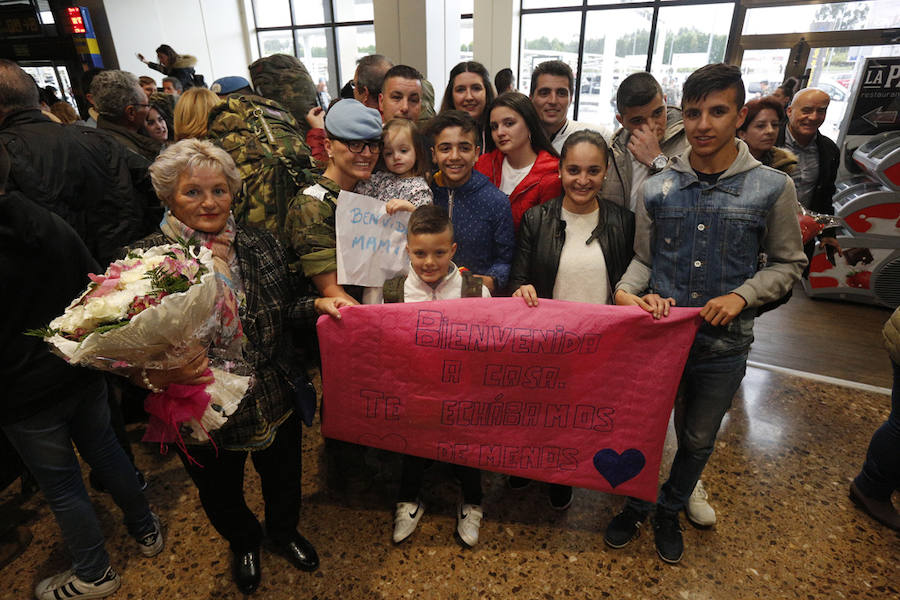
[1,365,897,600]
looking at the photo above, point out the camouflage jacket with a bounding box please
[286,173,342,279]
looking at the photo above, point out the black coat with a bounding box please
[0,109,156,264]
[776,123,840,215]
[1,190,103,425]
[509,196,635,299]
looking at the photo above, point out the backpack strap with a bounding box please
[241,96,310,189]
[382,275,407,303]
[460,271,484,298]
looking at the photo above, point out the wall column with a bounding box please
[472,0,518,82]
[374,0,459,88]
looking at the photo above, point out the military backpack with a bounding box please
[206,94,317,241]
[249,54,318,137]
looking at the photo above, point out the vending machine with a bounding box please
[804,130,900,308]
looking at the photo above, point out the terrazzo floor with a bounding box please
[1,366,897,599]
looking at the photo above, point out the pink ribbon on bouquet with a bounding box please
[142,369,217,465]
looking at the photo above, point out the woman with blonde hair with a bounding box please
[173,87,221,140]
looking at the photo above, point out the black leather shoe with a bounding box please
[275,531,319,572]
[232,549,261,594]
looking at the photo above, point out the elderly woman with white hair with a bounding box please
[131,138,348,595]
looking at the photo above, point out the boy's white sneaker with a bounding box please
[456,503,483,548]
[35,566,121,600]
[393,500,425,544]
[685,480,716,527]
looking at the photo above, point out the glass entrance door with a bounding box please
[21,61,77,110]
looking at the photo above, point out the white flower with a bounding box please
[53,305,91,332]
[120,266,146,285]
[84,296,127,323]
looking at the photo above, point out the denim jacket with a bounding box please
[617,140,807,357]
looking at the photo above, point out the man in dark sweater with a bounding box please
[0,143,164,600]
[777,87,842,259]
[0,60,155,264]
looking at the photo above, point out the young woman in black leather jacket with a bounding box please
[507,129,635,509]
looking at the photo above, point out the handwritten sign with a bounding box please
[317,299,701,501]
[336,190,410,287]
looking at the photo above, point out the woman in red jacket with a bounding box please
[475,92,561,231]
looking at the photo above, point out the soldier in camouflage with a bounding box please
[286,99,383,304]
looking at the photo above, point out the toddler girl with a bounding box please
[355,118,433,213]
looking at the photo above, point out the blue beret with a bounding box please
[211,76,251,95]
[324,99,383,140]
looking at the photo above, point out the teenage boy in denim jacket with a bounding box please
[604,64,807,564]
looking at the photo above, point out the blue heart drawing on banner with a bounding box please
[593,449,646,488]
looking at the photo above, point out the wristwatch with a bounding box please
[650,153,668,172]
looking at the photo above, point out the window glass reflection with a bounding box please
[743,1,900,36]
[254,0,291,28]
[580,8,654,132]
[649,3,734,107]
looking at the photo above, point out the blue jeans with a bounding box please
[853,360,900,500]
[2,376,153,581]
[627,351,748,515]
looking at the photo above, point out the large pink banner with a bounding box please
[317,299,700,501]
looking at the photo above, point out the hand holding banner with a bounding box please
[335,190,410,287]
[317,299,701,501]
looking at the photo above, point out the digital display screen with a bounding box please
[67,7,85,34]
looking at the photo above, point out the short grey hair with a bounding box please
[148,139,242,207]
[90,70,146,118]
[355,54,393,97]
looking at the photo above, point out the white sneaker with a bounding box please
[137,512,164,557]
[393,500,425,544]
[456,503,484,547]
[685,480,716,527]
[35,566,121,600]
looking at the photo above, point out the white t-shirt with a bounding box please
[629,155,651,213]
[552,206,610,304]
[500,157,535,195]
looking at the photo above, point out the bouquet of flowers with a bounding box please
[29,242,251,448]
[798,206,843,244]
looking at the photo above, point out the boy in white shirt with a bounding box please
[383,204,490,547]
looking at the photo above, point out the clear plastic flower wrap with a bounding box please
[32,243,251,447]
[798,205,844,244]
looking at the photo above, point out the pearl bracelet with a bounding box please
[141,369,164,394]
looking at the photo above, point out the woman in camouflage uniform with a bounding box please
[287,98,383,305]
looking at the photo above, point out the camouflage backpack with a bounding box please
[249,54,318,136]
[206,94,317,240]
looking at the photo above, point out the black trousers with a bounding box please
[177,414,301,553]
[398,456,482,506]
